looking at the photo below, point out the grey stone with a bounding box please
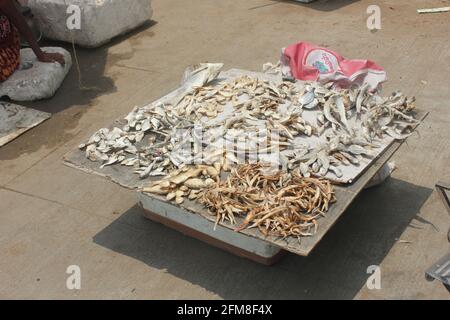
[0,47,72,101]
[27,0,153,48]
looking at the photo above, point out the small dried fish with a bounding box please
[199,164,336,238]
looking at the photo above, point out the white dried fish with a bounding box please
[300,89,315,106]
[100,154,119,169]
[334,94,352,133]
[356,83,369,114]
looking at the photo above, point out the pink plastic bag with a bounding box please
[281,42,387,91]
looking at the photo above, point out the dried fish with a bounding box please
[356,83,369,114]
[300,88,315,106]
[80,65,420,228]
[199,164,335,238]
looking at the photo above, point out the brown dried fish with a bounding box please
[199,164,335,238]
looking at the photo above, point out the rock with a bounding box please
[27,0,153,48]
[0,47,72,101]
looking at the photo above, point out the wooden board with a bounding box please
[0,102,51,147]
[63,69,428,256]
[139,196,285,265]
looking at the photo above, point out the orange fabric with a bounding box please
[0,14,20,82]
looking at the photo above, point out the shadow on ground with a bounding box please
[0,21,156,160]
[250,0,359,11]
[94,177,433,299]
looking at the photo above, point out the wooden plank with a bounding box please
[138,194,284,265]
[0,102,51,147]
[141,210,286,265]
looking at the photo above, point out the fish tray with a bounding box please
[64,69,427,262]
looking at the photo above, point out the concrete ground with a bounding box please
[0,0,449,299]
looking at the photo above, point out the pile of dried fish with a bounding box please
[78,72,315,178]
[79,63,420,184]
[78,64,225,179]
[199,164,335,238]
[282,86,419,178]
[173,74,304,123]
[142,164,221,204]
[79,101,194,179]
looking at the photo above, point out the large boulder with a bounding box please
[27,0,153,48]
[0,47,72,101]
